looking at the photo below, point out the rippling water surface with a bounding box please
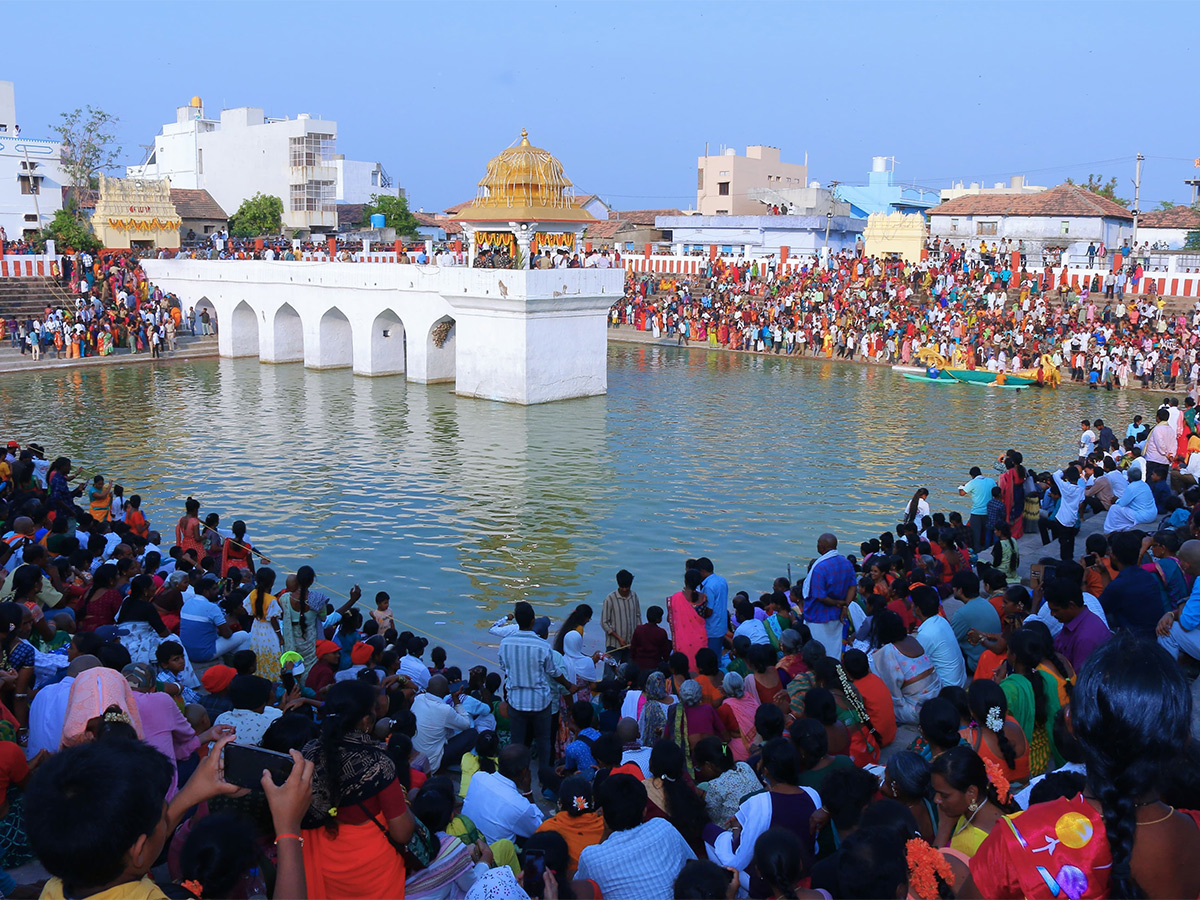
[0,345,1144,656]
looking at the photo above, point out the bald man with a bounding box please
[1157,539,1200,663]
[411,673,476,773]
[802,533,856,658]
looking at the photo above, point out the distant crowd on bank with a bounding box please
[611,247,1200,392]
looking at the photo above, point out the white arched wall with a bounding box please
[228,301,259,357]
[422,315,456,383]
[355,308,406,376]
[310,307,353,369]
[266,303,304,363]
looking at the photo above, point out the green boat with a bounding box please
[948,369,1038,387]
[946,369,996,384]
[903,373,955,384]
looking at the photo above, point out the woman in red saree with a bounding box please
[962,635,1200,900]
[301,682,416,899]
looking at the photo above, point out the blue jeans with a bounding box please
[707,637,725,654]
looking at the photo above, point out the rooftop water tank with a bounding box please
[370,214,386,229]
[872,156,888,173]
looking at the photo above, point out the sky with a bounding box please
[7,1,1198,214]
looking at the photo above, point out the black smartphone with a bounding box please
[523,849,545,898]
[281,671,296,694]
[224,742,294,790]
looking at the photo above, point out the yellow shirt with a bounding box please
[41,876,169,900]
[949,816,989,858]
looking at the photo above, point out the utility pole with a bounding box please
[1132,152,1143,249]
[20,145,42,232]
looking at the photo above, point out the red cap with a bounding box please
[5,441,18,449]
[351,642,373,666]
[200,664,236,694]
[315,640,340,659]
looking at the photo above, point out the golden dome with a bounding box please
[454,129,595,223]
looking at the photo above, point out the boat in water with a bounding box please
[947,370,1037,387]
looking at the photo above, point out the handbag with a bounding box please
[358,800,439,872]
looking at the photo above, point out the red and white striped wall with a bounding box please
[0,255,61,277]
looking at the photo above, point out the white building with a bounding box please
[127,97,400,233]
[938,175,1047,203]
[926,183,1133,262]
[1136,207,1200,250]
[0,81,66,240]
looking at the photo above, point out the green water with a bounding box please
[0,344,1145,656]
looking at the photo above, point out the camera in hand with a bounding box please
[224,742,295,790]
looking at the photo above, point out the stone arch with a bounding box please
[271,303,304,363]
[425,315,456,383]
[228,301,258,357]
[363,308,406,376]
[314,306,353,369]
[194,296,218,336]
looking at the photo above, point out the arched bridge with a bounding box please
[141,260,623,404]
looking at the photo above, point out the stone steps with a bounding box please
[0,276,75,321]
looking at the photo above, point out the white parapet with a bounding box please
[140,259,623,405]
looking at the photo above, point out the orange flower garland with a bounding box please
[906,838,953,900]
[984,757,1012,804]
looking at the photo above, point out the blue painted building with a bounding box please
[836,157,940,219]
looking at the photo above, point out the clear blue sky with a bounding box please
[8,1,1198,213]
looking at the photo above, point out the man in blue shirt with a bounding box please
[959,466,998,551]
[1158,539,1200,661]
[179,575,250,663]
[1099,531,1168,640]
[695,557,728,654]
[803,533,856,658]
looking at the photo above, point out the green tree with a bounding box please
[1156,200,1177,210]
[1066,174,1129,207]
[53,107,121,223]
[41,205,100,253]
[228,193,284,237]
[1186,230,1200,251]
[360,193,420,238]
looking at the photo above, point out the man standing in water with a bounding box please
[803,533,856,658]
[695,557,728,654]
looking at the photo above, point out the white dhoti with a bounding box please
[808,618,845,660]
[1103,505,1157,534]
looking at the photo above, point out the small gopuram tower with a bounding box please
[454,129,595,268]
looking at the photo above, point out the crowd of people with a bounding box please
[1,252,213,360]
[611,249,1200,392]
[0,383,1197,900]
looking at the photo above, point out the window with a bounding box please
[18,176,38,195]
[1061,220,1070,234]
[976,221,997,235]
[718,182,730,196]
[716,209,729,215]
[0,125,6,133]
[197,148,203,175]
[23,214,36,222]
[697,168,704,190]
[290,180,336,213]
[950,218,959,233]
[289,133,336,167]
[721,245,733,254]
[371,171,379,187]
[719,170,730,177]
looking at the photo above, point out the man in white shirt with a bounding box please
[1038,466,1085,561]
[412,675,477,773]
[731,596,770,645]
[461,744,544,843]
[912,587,967,689]
[397,637,431,689]
[1144,407,1176,480]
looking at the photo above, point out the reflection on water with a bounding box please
[0,345,1139,650]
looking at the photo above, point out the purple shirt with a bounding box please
[804,554,856,624]
[1053,607,1112,672]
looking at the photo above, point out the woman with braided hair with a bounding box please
[963,634,1200,899]
[997,628,1061,775]
[811,656,882,766]
[960,679,1028,783]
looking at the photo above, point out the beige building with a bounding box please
[696,145,808,216]
[91,175,181,250]
[939,175,1046,203]
[863,212,927,262]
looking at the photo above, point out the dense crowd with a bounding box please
[612,249,1200,391]
[0,253,209,360]
[0,384,1197,900]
